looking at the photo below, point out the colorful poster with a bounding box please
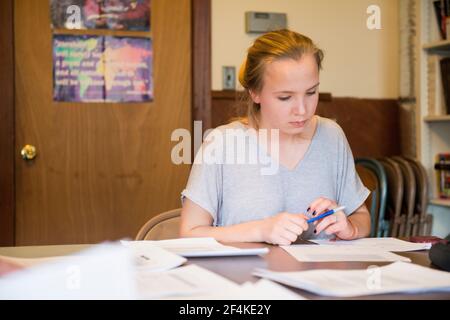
[53,35,105,102]
[53,35,153,102]
[50,0,151,31]
[104,36,153,102]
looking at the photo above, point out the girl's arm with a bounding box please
[310,196,371,240]
[346,204,371,239]
[180,198,309,246]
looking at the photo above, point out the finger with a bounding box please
[309,198,336,217]
[307,197,327,216]
[324,223,342,235]
[275,236,292,246]
[280,228,299,243]
[315,214,338,234]
[312,199,336,217]
[284,220,304,236]
[289,214,309,231]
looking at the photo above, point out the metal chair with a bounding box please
[355,158,388,237]
[135,208,181,240]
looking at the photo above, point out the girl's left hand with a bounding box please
[308,197,356,240]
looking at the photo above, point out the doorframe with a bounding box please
[0,0,212,246]
[192,0,212,131]
[0,0,15,246]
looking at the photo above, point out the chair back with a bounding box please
[391,157,416,237]
[404,157,432,235]
[135,208,181,240]
[355,158,388,237]
[379,158,404,237]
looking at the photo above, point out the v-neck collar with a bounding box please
[278,116,321,172]
[240,116,321,173]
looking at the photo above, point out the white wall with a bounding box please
[212,0,399,99]
[430,206,450,238]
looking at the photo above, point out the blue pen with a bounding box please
[307,206,346,224]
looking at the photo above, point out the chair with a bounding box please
[355,158,388,237]
[135,208,181,240]
[379,158,404,237]
[404,157,433,236]
[390,157,416,237]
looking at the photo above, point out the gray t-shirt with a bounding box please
[181,116,370,240]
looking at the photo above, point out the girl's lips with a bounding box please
[289,120,307,128]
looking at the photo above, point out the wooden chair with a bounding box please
[391,157,416,237]
[379,158,404,237]
[355,158,388,237]
[404,157,433,236]
[135,208,181,240]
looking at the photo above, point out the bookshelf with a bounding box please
[423,39,450,52]
[430,198,450,207]
[417,0,450,236]
[423,114,450,122]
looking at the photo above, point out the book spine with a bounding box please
[436,153,450,198]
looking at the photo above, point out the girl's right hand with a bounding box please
[259,212,309,246]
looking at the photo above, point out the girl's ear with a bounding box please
[249,90,261,104]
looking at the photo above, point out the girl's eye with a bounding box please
[307,91,317,96]
[278,96,291,101]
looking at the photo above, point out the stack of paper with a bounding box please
[122,241,187,272]
[138,264,303,300]
[281,245,411,262]
[253,261,450,297]
[237,279,305,300]
[137,264,238,299]
[311,237,432,252]
[0,255,66,268]
[0,244,139,299]
[124,238,269,257]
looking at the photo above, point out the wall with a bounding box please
[212,0,399,99]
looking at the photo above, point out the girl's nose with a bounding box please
[293,101,306,115]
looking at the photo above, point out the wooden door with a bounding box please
[14,0,191,245]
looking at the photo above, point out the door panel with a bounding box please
[15,0,191,245]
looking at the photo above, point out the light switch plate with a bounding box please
[222,66,236,90]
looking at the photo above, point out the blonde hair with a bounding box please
[238,29,324,129]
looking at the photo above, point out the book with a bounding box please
[440,57,450,114]
[434,0,447,40]
[428,56,438,115]
[435,153,450,199]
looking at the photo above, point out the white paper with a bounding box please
[148,265,304,300]
[137,264,240,299]
[237,279,306,300]
[180,279,306,300]
[311,237,432,252]
[126,238,269,257]
[0,243,138,300]
[281,245,411,262]
[0,255,66,268]
[121,241,187,272]
[253,261,450,297]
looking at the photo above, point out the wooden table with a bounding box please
[1,241,449,300]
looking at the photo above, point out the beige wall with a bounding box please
[212,0,399,99]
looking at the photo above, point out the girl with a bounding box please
[180,29,371,246]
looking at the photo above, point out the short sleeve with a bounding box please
[336,130,370,216]
[180,132,223,225]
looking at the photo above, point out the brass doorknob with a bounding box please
[21,144,37,160]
